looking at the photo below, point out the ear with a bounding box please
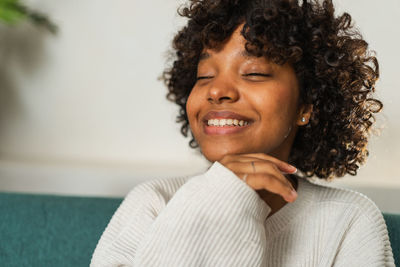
[296,104,313,126]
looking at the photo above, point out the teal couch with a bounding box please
[0,192,399,267]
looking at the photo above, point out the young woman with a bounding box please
[91,0,395,266]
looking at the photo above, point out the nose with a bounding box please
[207,77,239,104]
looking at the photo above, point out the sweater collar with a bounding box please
[264,177,315,236]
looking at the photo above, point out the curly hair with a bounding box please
[162,0,382,180]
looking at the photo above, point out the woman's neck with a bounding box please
[257,174,298,218]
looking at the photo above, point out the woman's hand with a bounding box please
[219,153,298,203]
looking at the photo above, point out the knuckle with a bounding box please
[261,174,277,187]
[271,164,279,172]
[265,161,278,171]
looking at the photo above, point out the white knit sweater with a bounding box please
[90,161,395,266]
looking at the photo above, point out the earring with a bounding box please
[301,117,306,122]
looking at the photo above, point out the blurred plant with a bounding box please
[0,0,57,34]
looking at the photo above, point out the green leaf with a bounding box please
[0,0,58,34]
[0,0,19,5]
[0,1,27,24]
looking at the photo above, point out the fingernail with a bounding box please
[285,189,297,202]
[289,166,297,174]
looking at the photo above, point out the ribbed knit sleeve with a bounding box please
[132,161,271,266]
[91,161,395,266]
[90,161,271,266]
[331,201,395,267]
[90,181,163,266]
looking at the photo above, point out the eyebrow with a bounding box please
[199,52,211,61]
[198,50,258,62]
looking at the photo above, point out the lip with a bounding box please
[202,110,253,123]
[202,110,254,135]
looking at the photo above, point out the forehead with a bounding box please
[199,49,258,62]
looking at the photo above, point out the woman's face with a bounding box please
[187,25,305,163]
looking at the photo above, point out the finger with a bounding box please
[224,160,293,182]
[228,160,295,190]
[230,156,296,175]
[237,153,297,174]
[225,156,297,174]
[237,168,294,191]
[241,173,298,202]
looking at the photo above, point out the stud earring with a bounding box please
[301,117,306,122]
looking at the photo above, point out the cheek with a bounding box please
[186,89,200,124]
[276,89,297,114]
[256,87,290,111]
[253,84,298,124]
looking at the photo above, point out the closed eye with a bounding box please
[196,76,214,80]
[243,73,271,77]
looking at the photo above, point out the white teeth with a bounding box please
[207,118,249,127]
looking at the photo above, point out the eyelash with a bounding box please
[196,76,213,80]
[243,73,271,77]
[196,73,270,80]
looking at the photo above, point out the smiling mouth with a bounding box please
[203,119,253,135]
[207,118,250,127]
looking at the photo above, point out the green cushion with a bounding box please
[383,213,400,266]
[0,192,122,267]
[0,192,399,266]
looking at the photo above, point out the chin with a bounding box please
[201,150,225,163]
[200,145,254,162]
[200,146,231,162]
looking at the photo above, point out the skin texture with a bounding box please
[186,25,312,215]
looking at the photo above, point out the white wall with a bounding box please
[0,0,399,213]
